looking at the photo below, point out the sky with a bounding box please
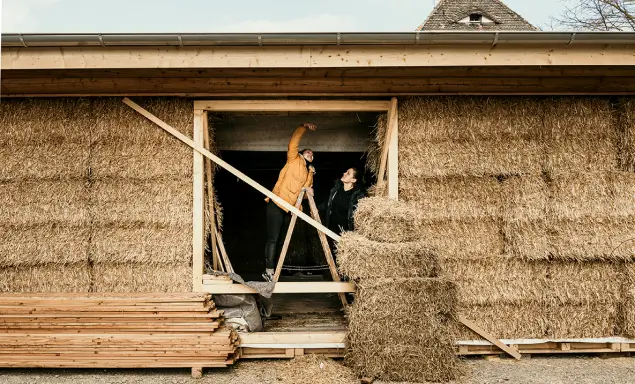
[1,0,568,33]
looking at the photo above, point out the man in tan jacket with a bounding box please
[263,122,316,281]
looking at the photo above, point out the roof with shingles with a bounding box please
[417,0,538,31]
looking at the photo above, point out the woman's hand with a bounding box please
[302,122,317,131]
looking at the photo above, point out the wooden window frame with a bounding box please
[192,99,398,293]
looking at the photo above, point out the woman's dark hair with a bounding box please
[350,167,365,189]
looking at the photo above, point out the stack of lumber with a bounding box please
[0,293,238,368]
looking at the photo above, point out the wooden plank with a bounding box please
[202,111,219,272]
[193,108,205,292]
[202,281,355,294]
[214,226,234,274]
[377,97,398,190]
[5,45,635,70]
[273,191,305,282]
[239,331,346,345]
[306,194,348,307]
[123,97,341,242]
[195,100,391,112]
[387,97,399,200]
[458,315,522,360]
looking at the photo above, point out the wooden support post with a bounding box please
[192,109,205,292]
[458,315,522,360]
[202,112,219,272]
[386,97,399,200]
[123,97,341,243]
[306,194,348,307]
[214,226,234,274]
[273,191,305,282]
[191,367,203,379]
[377,97,398,197]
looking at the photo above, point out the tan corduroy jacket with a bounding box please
[265,126,314,212]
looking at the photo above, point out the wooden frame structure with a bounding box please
[192,99,399,293]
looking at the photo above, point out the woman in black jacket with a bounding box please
[319,167,365,236]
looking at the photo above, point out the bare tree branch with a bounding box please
[551,0,635,31]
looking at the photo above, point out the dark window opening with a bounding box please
[470,13,483,23]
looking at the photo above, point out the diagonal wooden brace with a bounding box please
[459,315,522,360]
[122,97,341,242]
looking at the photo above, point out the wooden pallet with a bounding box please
[458,341,629,357]
[236,331,635,359]
[240,347,345,359]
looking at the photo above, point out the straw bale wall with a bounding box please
[364,96,635,340]
[0,98,197,292]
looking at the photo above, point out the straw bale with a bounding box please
[454,303,550,340]
[618,97,635,172]
[0,144,89,181]
[550,172,614,220]
[399,139,543,178]
[91,98,194,146]
[397,97,544,144]
[90,143,192,179]
[613,171,635,218]
[542,97,614,140]
[0,225,89,266]
[399,176,503,220]
[0,263,90,293]
[623,267,635,337]
[348,279,457,341]
[501,175,548,222]
[541,262,623,305]
[442,258,544,306]
[92,262,192,292]
[423,219,505,260]
[91,178,191,226]
[353,197,422,243]
[353,198,504,256]
[549,217,635,261]
[545,137,618,174]
[549,303,619,338]
[90,225,191,263]
[0,180,88,226]
[346,278,460,382]
[504,219,549,261]
[337,232,439,279]
[0,98,92,146]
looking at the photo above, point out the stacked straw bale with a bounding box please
[337,232,460,382]
[618,98,635,172]
[89,98,194,292]
[367,96,634,341]
[0,97,197,292]
[0,99,92,292]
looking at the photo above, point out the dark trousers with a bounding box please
[265,201,291,269]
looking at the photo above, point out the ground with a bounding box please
[1,356,634,384]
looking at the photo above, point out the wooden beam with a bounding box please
[459,315,522,360]
[201,282,355,294]
[122,97,342,242]
[6,66,635,79]
[194,100,391,112]
[387,97,399,200]
[6,76,635,96]
[192,109,205,292]
[377,97,398,188]
[4,45,635,70]
[239,331,346,346]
